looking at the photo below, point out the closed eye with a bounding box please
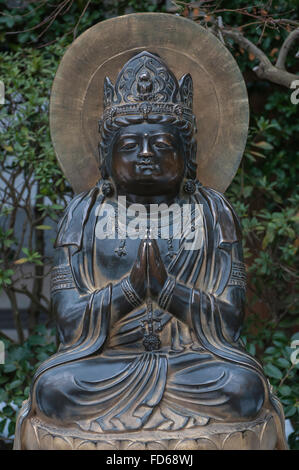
[153,141,172,149]
[120,142,139,151]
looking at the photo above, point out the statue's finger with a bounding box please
[151,238,164,266]
[137,238,146,256]
[147,240,156,264]
[139,239,148,265]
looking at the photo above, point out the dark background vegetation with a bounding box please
[0,0,298,449]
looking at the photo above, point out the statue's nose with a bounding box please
[138,137,154,159]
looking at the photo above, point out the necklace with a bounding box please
[113,203,180,258]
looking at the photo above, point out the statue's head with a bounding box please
[98,51,197,196]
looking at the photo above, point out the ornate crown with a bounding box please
[101,51,194,124]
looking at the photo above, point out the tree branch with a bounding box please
[276,28,299,69]
[4,289,24,344]
[222,28,298,88]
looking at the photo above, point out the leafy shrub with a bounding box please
[0,326,56,440]
[227,99,298,449]
[0,42,73,341]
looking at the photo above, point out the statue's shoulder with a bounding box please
[55,183,102,249]
[197,184,242,243]
[197,184,239,218]
[61,188,94,218]
[197,184,233,209]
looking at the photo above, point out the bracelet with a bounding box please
[121,277,142,309]
[158,277,176,310]
[51,265,75,293]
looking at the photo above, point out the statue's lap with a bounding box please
[33,348,265,428]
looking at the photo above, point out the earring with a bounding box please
[102,180,114,197]
[183,179,196,195]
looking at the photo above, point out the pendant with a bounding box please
[143,333,161,351]
[114,240,127,257]
[141,301,162,351]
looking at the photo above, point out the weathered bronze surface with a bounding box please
[14,15,287,451]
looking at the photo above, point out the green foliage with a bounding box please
[0,0,164,51]
[227,87,298,450]
[0,43,70,203]
[0,43,73,340]
[242,331,299,448]
[228,107,298,332]
[0,326,57,439]
[0,261,14,288]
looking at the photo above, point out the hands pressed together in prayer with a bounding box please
[129,235,168,303]
[112,234,191,324]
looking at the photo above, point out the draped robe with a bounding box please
[14,180,286,439]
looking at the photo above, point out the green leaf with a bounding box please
[0,419,7,434]
[28,335,46,346]
[14,257,28,265]
[273,331,288,341]
[247,343,256,356]
[278,385,292,396]
[252,141,274,150]
[0,389,8,402]
[249,151,266,158]
[3,363,17,373]
[284,406,297,418]
[291,332,299,342]
[2,406,14,417]
[276,358,290,368]
[6,379,22,390]
[8,420,16,436]
[265,347,276,355]
[36,225,52,230]
[264,363,283,380]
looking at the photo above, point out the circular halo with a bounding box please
[49,13,249,194]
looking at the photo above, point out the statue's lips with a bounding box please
[135,162,159,173]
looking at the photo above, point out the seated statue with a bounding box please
[14,50,287,450]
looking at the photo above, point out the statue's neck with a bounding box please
[115,188,181,206]
[125,193,178,206]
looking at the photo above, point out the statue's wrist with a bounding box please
[157,276,176,310]
[111,278,140,323]
[120,277,142,310]
[159,278,192,324]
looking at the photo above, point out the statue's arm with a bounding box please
[162,241,246,343]
[52,245,143,346]
[51,246,91,346]
[212,241,246,342]
[163,279,192,326]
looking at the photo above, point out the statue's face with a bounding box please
[110,122,185,197]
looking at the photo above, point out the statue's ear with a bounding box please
[179,73,193,110]
[103,77,115,107]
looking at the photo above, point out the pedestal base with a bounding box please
[17,408,284,450]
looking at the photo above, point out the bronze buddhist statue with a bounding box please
[14,14,287,450]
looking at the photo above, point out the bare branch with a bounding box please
[11,286,50,313]
[276,28,299,69]
[6,0,70,36]
[0,1,48,19]
[4,289,24,344]
[222,28,298,88]
[271,19,299,28]
[73,0,91,40]
[175,2,299,87]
